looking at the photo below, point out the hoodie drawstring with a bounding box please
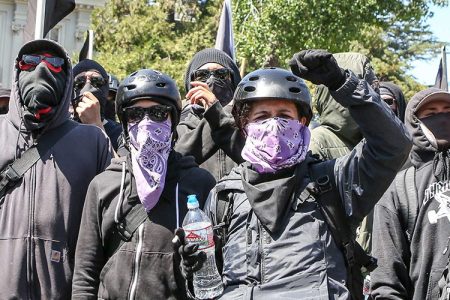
[114,161,127,224]
[433,150,450,182]
[175,183,179,228]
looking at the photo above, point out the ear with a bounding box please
[299,116,308,126]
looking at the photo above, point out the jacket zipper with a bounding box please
[27,165,36,300]
[128,224,144,300]
[258,221,265,283]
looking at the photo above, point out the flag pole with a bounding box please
[443,46,448,91]
[87,30,94,59]
[34,0,46,39]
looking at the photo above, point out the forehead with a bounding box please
[250,99,297,111]
[418,99,450,111]
[198,63,225,71]
[75,70,102,77]
[130,99,160,108]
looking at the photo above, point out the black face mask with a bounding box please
[206,76,234,107]
[420,112,450,150]
[73,80,108,117]
[0,106,7,114]
[18,62,66,125]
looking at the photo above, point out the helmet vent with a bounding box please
[289,87,301,93]
[244,86,256,92]
[286,76,297,82]
[249,76,259,81]
[156,82,166,87]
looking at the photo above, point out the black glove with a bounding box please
[173,228,207,280]
[289,49,346,90]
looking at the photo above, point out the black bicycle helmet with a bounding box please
[233,67,312,128]
[116,69,182,130]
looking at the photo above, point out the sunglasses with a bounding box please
[191,68,231,82]
[123,105,172,123]
[74,75,107,91]
[19,54,64,72]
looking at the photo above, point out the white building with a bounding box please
[0,0,105,89]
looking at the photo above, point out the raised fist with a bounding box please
[289,49,346,90]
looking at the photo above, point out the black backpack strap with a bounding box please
[395,167,418,243]
[0,121,76,203]
[308,161,377,300]
[107,202,148,258]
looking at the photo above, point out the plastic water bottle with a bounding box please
[182,195,224,299]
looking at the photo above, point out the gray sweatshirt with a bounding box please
[0,39,111,300]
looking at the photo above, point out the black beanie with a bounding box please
[184,48,241,92]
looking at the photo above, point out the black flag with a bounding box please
[434,46,448,91]
[215,0,236,62]
[79,31,89,62]
[24,0,76,42]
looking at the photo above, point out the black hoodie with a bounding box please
[371,88,450,300]
[72,151,215,299]
[0,39,112,299]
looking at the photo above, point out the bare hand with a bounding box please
[186,81,218,109]
[76,92,103,129]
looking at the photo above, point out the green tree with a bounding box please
[90,0,447,97]
[91,0,221,93]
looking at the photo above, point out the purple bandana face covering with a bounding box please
[128,117,172,212]
[241,117,311,174]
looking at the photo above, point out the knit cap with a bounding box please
[184,48,241,92]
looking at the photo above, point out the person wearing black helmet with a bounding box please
[175,48,242,181]
[72,60,122,151]
[174,50,411,299]
[71,69,215,300]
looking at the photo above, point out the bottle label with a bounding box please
[185,224,214,250]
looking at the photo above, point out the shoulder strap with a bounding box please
[395,167,418,243]
[308,161,377,300]
[107,202,148,258]
[0,121,76,202]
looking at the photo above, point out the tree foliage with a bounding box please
[90,0,448,98]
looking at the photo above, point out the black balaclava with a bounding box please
[18,57,66,130]
[184,48,241,107]
[72,59,109,118]
[380,82,406,122]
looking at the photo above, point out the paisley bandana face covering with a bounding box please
[241,117,311,173]
[128,117,172,212]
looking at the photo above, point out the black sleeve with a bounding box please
[72,179,106,299]
[175,102,245,165]
[331,71,412,222]
[371,189,413,299]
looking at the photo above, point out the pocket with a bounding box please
[98,248,135,299]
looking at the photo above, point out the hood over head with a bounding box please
[406,87,450,181]
[380,81,406,122]
[314,52,378,146]
[8,39,73,134]
[406,88,450,165]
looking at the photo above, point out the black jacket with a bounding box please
[72,151,216,300]
[205,71,412,299]
[371,88,450,300]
